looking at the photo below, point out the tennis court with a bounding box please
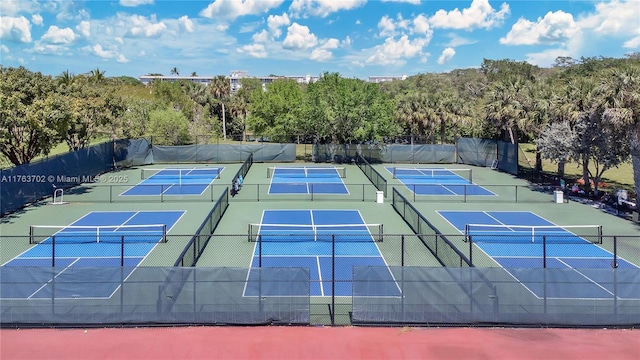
[246,209,400,297]
[387,166,494,196]
[121,167,223,196]
[438,210,640,299]
[268,166,349,195]
[1,210,184,299]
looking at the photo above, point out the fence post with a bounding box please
[258,235,262,267]
[52,235,56,267]
[401,235,405,266]
[331,234,336,326]
[543,235,547,268]
[121,235,125,267]
[468,235,473,266]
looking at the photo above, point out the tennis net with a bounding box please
[464,224,603,244]
[29,224,168,244]
[141,168,222,183]
[392,167,472,182]
[248,223,383,242]
[267,167,347,178]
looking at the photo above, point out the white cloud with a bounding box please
[310,48,332,61]
[577,0,640,49]
[381,0,420,4]
[253,29,270,43]
[378,15,396,37]
[282,23,318,50]
[267,13,290,38]
[0,0,38,16]
[1,44,9,53]
[430,0,510,30]
[341,36,352,47]
[120,0,154,7]
[116,54,129,62]
[216,24,229,32]
[76,21,91,38]
[237,43,267,58]
[289,0,366,18]
[200,0,284,21]
[366,34,428,65]
[33,43,66,55]
[412,14,430,35]
[31,14,43,26]
[624,36,640,49]
[179,16,194,33]
[500,11,578,45]
[41,25,76,44]
[91,43,118,59]
[0,16,32,43]
[125,15,167,38]
[445,33,476,47]
[438,47,455,64]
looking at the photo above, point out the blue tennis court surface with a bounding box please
[1,210,184,299]
[438,210,640,299]
[268,167,348,195]
[122,167,223,196]
[246,209,399,297]
[387,167,494,196]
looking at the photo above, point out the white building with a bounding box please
[139,72,404,92]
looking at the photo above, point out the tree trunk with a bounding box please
[221,102,227,141]
[581,157,591,192]
[557,161,565,179]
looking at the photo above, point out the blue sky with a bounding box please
[1,0,639,79]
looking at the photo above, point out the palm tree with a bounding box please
[483,75,528,144]
[209,75,231,140]
[170,67,180,76]
[597,65,640,202]
[229,96,248,141]
[394,91,431,144]
[89,67,106,83]
[57,70,75,87]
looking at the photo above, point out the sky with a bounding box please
[1,0,639,80]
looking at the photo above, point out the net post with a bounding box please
[464,224,469,242]
[140,168,144,179]
[162,224,168,243]
[97,226,101,243]
[598,225,603,244]
[29,226,34,244]
[532,227,535,243]
[248,224,252,242]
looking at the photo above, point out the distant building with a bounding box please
[139,72,405,92]
[230,71,320,93]
[368,74,408,83]
[138,75,214,86]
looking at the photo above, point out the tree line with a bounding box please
[1,55,639,198]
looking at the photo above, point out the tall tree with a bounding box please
[209,75,231,140]
[597,65,640,201]
[0,66,66,165]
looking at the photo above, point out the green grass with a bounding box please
[520,143,635,190]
